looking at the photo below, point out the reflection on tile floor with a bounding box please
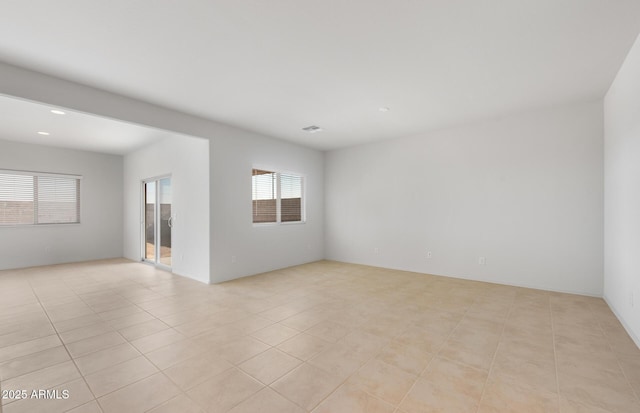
[0,259,639,412]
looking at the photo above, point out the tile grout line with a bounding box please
[394,293,474,413]
[548,295,562,413]
[264,297,391,411]
[24,276,102,412]
[29,269,203,413]
[591,301,640,405]
[473,293,517,413]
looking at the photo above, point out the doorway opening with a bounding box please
[142,176,172,269]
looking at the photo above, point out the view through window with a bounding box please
[252,169,303,224]
[0,170,81,225]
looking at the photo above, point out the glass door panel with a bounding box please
[144,181,156,261]
[159,178,172,267]
[142,177,171,269]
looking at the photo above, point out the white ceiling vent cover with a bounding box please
[302,125,323,133]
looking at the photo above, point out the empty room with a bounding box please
[1,1,639,412]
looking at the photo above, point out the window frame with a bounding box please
[252,167,305,226]
[0,169,82,227]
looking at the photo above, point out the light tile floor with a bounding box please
[0,259,639,413]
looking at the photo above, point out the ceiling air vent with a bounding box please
[302,125,323,133]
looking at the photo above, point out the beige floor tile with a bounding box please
[251,324,299,346]
[358,316,410,339]
[558,368,640,413]
[227,388,304,413]
[46,303,95,323]
[491,343,557,394]
[305,321,351,343]
[65,332,125,358]
[58,323,114,344]
[148,394,204,413]
[400,357,487,413]
[477,376,559,413]
[259,305,303,323]
[239,348,301,384]
[65,400,103,413]
[438,334,499,371]
[226,316,274,335]
[340,329,389,359]
[187,368,264,412]
[173,318,221,337]
[214,337,271,365]
[0,346,70,381]
[164,353,233,390]
[605,330,640,356]
[375,340,432,375]
[0,323,57,349]
[271,363,343,411]
[145,338,209,370]
[394,326,450,354]
[2,361,81,392]
[84,356,158,397]
[74,342,141,376]
[118,319,169,341]
[97,372,180,413]
[277,333,333,361]
[556,352,624,381]
[313,382,395,413]
[554,331,611,356]
[53,314,104,333]
[559,396,615,413]
[349,358,416,405]
[279,311,326,331]
[129,328,185,354]
[97,306,144,322]
[308,342,369,380]
[617,353,640,396]
[0,335,61,363]
[157,309,207,328]
[106,311,155,330]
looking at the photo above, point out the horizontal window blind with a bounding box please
[0,170,81,226]
[0,173,35,225]
[280,173,302,222]
[252,169,277,223]
[252,168,304,224]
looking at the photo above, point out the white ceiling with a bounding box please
[0,0,640,151]
[0,94,178,155]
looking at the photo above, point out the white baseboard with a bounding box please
[603,295,640,350]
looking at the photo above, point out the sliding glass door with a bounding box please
[143,177,172,269]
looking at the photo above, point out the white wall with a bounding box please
[0,139,123,269]
[325,101,604,295]
[604,33,640,346]
[209,130,324,283]
[0,63,325,283]
[123,135,210,283]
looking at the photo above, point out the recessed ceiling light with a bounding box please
[302,125,323,133]
[378,107,390,112]
[37,131,50,136]
[50,109,66,115]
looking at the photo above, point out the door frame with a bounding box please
[140,174,172,270]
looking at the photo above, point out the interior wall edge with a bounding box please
[604,295,640,349]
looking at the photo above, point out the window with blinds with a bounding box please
[280,173,302,222]
[0,170,81,226]
[252,169,277,223]
[252,168,304,224]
